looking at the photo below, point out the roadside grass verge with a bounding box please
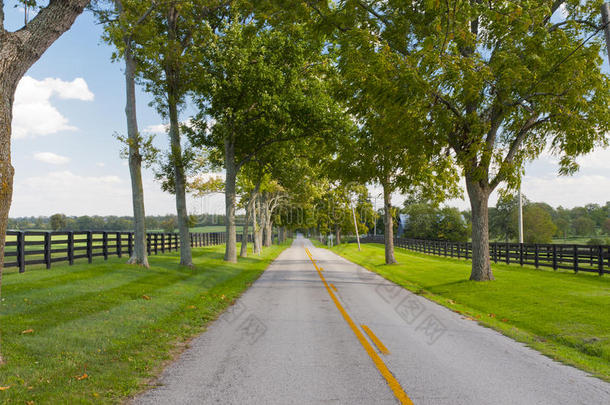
[0,242,289,403]
[325,243,610,381]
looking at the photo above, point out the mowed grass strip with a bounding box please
[327,243,610,381]
[0,242,289,403]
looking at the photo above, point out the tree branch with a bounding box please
[1,0,5,32]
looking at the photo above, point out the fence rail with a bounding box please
[3,230,232,273]
[360,236,610,276]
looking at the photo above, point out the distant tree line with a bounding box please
[7,214,237,233]
[394,197,609,245]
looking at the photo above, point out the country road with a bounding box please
[134,237,610,405]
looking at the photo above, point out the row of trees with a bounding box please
[7,214,236,232]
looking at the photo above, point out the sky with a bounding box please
[4,2,610,218]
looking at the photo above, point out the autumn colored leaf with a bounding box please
[75,373,88,381]
[142,295,151,300]
[488,313,496,318]
[0,386,10,391]
[187,305,196,309]
[21,329,34,334]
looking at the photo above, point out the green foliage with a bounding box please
[401,203,468,242]
[523,205,557,244]
[49,214,67,231]
[160,216,177,233]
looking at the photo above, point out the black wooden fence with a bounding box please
[360,235,610,276]
[3,230,230,273]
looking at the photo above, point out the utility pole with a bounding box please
[518,186,524,244]
[352,203,361,251]
[601,3,610,64]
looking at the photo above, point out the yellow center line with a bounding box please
[304,248,414,405]
[361,325,390,355]
[330,283,338,292]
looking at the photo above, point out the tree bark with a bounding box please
[224,136,237,263]
[466,175,494,281]
[253,196,262,254]
[383,181,397,264]
[123,34,148,268]
[0,0,90,364]
[240,196,253,257]
[335,225,341,245]
[166,4,192,267]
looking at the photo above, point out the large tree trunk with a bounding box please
[279,227,285,244]
[265,220,273,246]
[0,0,90,364]
[123,38,148,268]
[166,5,192,266]
[383,181,397,264]
[466,176,494,281]
[224,137,237,263]
[335,225,341,245]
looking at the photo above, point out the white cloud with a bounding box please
[96,162,105,168]
[142,123,168,134]
[12,76,94,138]
[33,152,70,165]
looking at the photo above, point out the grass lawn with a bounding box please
[0,241,289,403]
[326,243,610,381]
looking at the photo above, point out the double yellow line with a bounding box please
[304,247,414,405]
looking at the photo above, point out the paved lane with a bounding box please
[134,237,610,405]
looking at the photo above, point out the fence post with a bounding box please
[519,243,523,266]
[146,233,151,255]
[127,232,133,257]
[16,231,25,273]
[534,244,539,268]
[116,232,122,258]
[552,245,558,270]
[68,231,74,265]
[87,231,93,264]
[103,231,108,260]
[160,233,165,253]
[44,232,52,269]
[154,234,158,255]
[598,245,604,276]
[465,243,469,260]
[573,244,578,273]
[505,243,510,264]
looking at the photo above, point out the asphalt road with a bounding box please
[134,237,610,405]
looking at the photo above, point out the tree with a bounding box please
[573,216,596,236]
[95,0,158,268]
[189,16,347,262]
[523,205,557,244]
[603,218,610,235]
[133,0,225,266]
[0,0,89,363]
[160,217,177,233]
[50,214,67,231]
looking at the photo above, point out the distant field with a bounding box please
[324,243,610,381]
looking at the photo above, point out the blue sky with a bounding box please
[5,3,610,217]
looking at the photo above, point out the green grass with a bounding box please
[326,243,610,381]
[0,241,290,403]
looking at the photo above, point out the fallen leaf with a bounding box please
[93,393,99,397]
[501,318,508,322]
[187,305,196,309]
[220,295,225,300]
[142,295,151,300]
[75,373,88,381]
[0,386,10,391]
[21,329,34,334]
[447,299,456,305]
[26,401,34,405]
[488,313,496,318]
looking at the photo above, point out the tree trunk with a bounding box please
[279,227,285,244]
[265,221,273,246]
[335,225,341,245]
[240,196,253,257]
[466,176,494,281]
[123,38,148,268]
[166,4,192,267]
[252,195,261,255]
[383,181,397,264]
[0,0,90,364]
[224,137,237,263]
